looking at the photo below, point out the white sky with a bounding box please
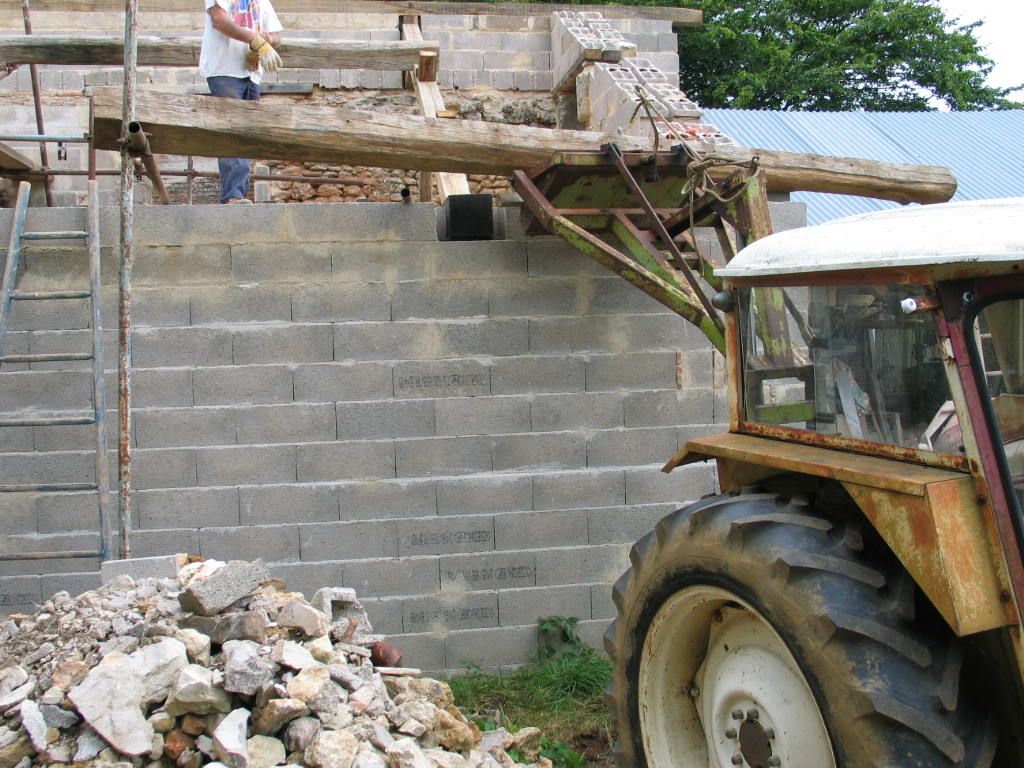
[937,0,1023,94]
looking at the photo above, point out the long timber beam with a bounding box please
[0,36,437,71]
[0,141,37,172]
[0,1,703,24]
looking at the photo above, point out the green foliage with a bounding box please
[447,617,613,766]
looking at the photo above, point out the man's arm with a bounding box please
[208,6,279,44]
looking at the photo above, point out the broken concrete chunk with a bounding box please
[179,560,270,617]
[165,664,232,717]
[277,600,330,639]
[68,652,154,757]
[304,729,359,768]
[223,640,278,696]
[212,708,250,768]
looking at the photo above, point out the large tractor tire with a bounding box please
[605,491,997,768]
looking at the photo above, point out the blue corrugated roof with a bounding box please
[702,109,1024,225]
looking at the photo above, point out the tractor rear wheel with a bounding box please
[605,492,996,768]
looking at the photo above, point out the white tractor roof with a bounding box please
[716,197,1024,279]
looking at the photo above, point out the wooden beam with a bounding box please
[0,1,702,24]
[0,140,38,172]
[88,87,650,175]
[401,20,469,200]
[0,35,438,71]
[711,146,957,205]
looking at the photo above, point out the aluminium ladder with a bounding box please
[0,179,112,562]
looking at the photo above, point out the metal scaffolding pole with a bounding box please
[117,0,138,560]
[20,0,53,207]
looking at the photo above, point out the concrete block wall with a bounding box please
[0,200,765,674]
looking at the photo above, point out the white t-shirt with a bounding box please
[200,0,283,83]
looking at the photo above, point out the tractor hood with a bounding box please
[716,197,1024,280]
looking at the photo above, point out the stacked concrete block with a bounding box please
[0,199,808,671]
[550,11,632,94]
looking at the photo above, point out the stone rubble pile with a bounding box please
[0,559,547,768]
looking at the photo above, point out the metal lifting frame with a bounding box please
[512,143,778,353]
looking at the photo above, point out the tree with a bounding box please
[675,0,1021,110]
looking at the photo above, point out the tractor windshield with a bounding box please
[739,284,955,454]
[971,298,1024,505]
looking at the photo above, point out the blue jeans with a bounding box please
[207,76,260,202]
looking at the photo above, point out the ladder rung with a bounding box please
[0,414,95,427]
[12,290,92,301]
[0,482,97,493]
[22,231,88,241]
[0,549,101,562]
[0,352,93,363]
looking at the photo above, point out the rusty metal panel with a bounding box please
[844,479,1012,635]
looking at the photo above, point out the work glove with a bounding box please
[246,32,281,73]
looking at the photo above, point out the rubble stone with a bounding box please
[179,560,271,617]
[68,653,154,757]
[386,738,432,768]
[19,700,56,751]
[132,638,189,706]
[286,667,337,714]
[175,629,213,666]
[212,708,250,768]
[223,641,278,696]
[277,601,330,639]
[181,612,270,645]
[0,728,33,768]
[247,735,286,768]
[304,729,359,768]
[284,717,321,754]
[252,699,308,736]
[73,726,106,762]
[165,665,233,716]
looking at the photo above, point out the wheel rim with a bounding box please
[638,585,836,768]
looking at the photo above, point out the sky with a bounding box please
[937,0,1023,94]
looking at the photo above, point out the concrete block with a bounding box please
[591,583,615,620]
[534,72,554,91]
[269,560,344,601]
[357,70,382,89]
[436,474,532,516]
[336,400,435,440]
[443,50,484,70]
[107,288,191,329]
[296,440,395,482]
[625,462,716,505]
[588,503,675,545]
[332,242,431,284]
[343,556,439,598]
[333,322,435,362]
[444,625,536,670]
[196,444,296,486]
[133,447,198,489]
[535,543,629,586]
[488,278,581,318]
[533,469,625,511]
[440,319,529,357]
[233,325,333,364]
[189,286,292,324]
[491,356,584,394]
[8,297,89,332]
[391,280,488,321]
[291,284,391,323]
[294,362,393,403]
[0,575,42,614]
[769,201,809,232]
[199,525,300,563]
[430,241,527,279]
[675,349,717,389]
[383,631,444,670]
[495,509,587,551]
[483,51,550,70]
[501,32,550,51]
[178,559,271,616]
[623,389,713,427]
[586,277,670,315]
[434,396,530,436]
[532,392,623,431]
[123,525,194,560]
[134,327,233,367]
[0,425,33,453]
[585,352,676,391]
[135,406,237,448]
[357,597,403,634]
[398,515,494,557]
[337,478,437,521]
[395,436,493,478]
[239,483,340,525]
[392,361,490,399]
[299,520,399,561]
[41,571,101,600]
[101,553,186,584]
[490,70,515,90]
[231,242,332,283]
[492,432,586,472]
[0,450,93,486]
[236,403,337,444]
[499,584,591,626]
[404,592,499,632]
[441,551,536,591]
[587,426,677,467]
[137,487,240,530]
[512,71,536,91]
[0,369,91,412]
[0,495,39,536]
[193,365,293,406]
[574,618,612,654]
[134,245,233,286]
[122,368,193,408]
[383,204,438,243]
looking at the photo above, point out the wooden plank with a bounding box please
[401,20,469,200]
[0,35,437,71]
[0,1,702,24]
[88,87,650,175]
[0,140,38,172]
[710,145,957,205]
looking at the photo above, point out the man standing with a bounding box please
[200,0,283,204]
